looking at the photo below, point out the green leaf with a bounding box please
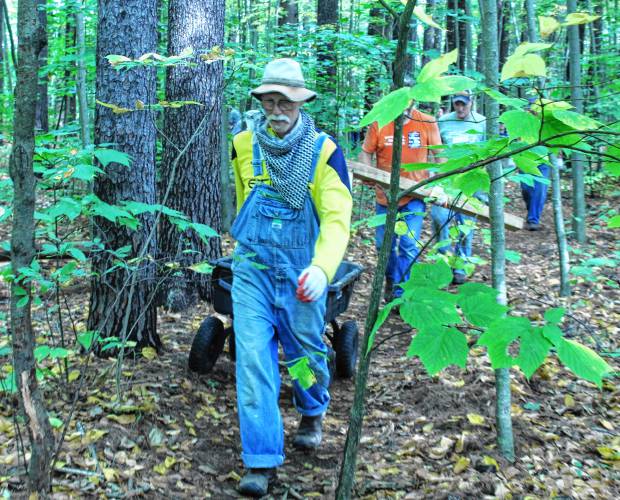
[499,110,542,144]
[94,148,131,168]
[484,89,528,109]
[516,327,552,378]
[478,317,530,369]
[410,76,475,103]
[608,215,620,228]
[505,250,522,263]
[453,169,490,197]
[190,222,219,241]
[402,261,453,290]
[400,289,461,330]
[77,331,95,350]
[556,338,612,388]
[544,307,565,324]
[407,327,468,375]
[71,163,102,181]
[550,110,602,131]
[46,197,82,221]
[189,261,214,274]
[501,53,547,81]
[459,294,509,328]
[513,42,553,56]
[417,49,458,83]
[360,87,412,129]
[49,417,63,428]
[34,345,51,362]
[562,12,600,26]
[49,347,70,359]
[287,357,316,390]
[457,282,498,299]
[542,324,563,345]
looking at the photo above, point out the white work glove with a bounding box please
[296,265,328,302]
[429,186,449,207]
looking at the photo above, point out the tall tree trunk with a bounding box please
[498,0,511,68]
[1,0,16,69]
[75,2,90,148]
[34,0,48,131]
[524,0,536,42]
[551,156,571,296]
[9,0,53,492]
[88,0,160,351]
[365,7,387,112]
[422,0,438,66]
[567,0,586,242]
[158,0,224,311]
[464,0,474,73]
[336,4,418,498]
[316,0,339,135]
[279,0,298,24]
[63,19,77,126]
[480,0,515,462]
[0,1,4,142]
[276,0,298,53]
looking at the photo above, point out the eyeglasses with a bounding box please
[260,98,296,112]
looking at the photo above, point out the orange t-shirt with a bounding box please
[362,109,442,206]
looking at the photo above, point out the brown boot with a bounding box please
[293,414,324,450]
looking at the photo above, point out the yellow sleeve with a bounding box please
[232,131,254,214]
[310,139,353,282]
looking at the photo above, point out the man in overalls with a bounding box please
[230,58,352,497]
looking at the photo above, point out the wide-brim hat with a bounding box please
[250,58,317,103]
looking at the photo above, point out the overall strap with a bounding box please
[309,132,328,183]
[251,133,264,177]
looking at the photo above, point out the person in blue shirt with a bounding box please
[430,91,486,284]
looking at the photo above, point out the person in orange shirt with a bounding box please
[360,102,442,301]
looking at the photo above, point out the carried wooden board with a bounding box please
[349,160,524,231]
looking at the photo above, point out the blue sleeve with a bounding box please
[326,141,351,192]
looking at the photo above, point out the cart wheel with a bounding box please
[333,320,358,379]
[188,317,227,374]
[226,326,236,361]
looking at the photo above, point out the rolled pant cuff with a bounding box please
[242,452,284,469]
[296,402,329,417]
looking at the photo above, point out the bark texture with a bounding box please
[158,0,224,311]
[89,0,159,350]
[9,0,53,492]
[34,0,48,131]
[316,0,339,135]
[480,0,515,462]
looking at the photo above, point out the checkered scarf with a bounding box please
[255,110,318,210]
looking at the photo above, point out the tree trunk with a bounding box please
[567,0,586,243]
[158,0,224,311]
[278,0,298,25]
[34,0,48,131]
[220,107,235,233]
[551,156,571,296]
[316,0,339,135]
[0,2,4,142]
[63,19,77,126]
[480,0,515,462]
[464,0,474,73]
[498,0,511,68]
[422,0,438,66]
[365,7,388,113]
[524,0,536,42]
[88,0,160,351]
[75,3,90,148]
[336,4,418,498]
[9,0,53,493]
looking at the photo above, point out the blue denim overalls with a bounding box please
[230,132,331,469]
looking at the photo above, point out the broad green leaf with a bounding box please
[71,163,101,181]
[459,293,509,328]
[453,169,490,197]
[190,222,219,240]
[501,53,546,81]
[360,87,412,129]
[516,327,552,378]
[49,347,70,359]
[34,345,51,362]
[542,324,563,345]
[410,76,475,103]
[562,12,600,26]
[412,5,445,30]
[407,327,468,375]
[513,42,553,57]
[287,357,316,390]
[556,338,612,388]
[512,153,544,176]
[417,49,458,83]
[539,16,561,38]
[49,417,63,428]
[499,110,542,144]
[106,54,132,66]
[94,148,131,168]
[608,215,620,228]
[505,250,521,263]
[544,307,565,324]
[45,197,82,221]
[77,331,96,350]
[457,282,498,299]
[403,261,453,289]
[478,317,530,369]
[400,289,461,330]
[550,110,602,131]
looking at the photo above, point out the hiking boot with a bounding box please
[451,273,466,285]
[383,278,394,303]
[526,222,542,231]
[238,468,276,497]
[293,414,324,450]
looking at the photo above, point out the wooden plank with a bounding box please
[349,160,524,231]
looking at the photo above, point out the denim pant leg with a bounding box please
[452,213,475,276]
[232,265,285,469]
[430,205,451,254]
[393,200,425,291]
[528,164,550,224]
[277,268,330,416]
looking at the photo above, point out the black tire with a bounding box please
[188,316,227,374]
[333,320,359,379]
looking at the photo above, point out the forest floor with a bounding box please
[0,177,619,499]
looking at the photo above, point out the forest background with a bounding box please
[0,0,618,497]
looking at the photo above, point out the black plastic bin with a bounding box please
[189,257,364,379]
